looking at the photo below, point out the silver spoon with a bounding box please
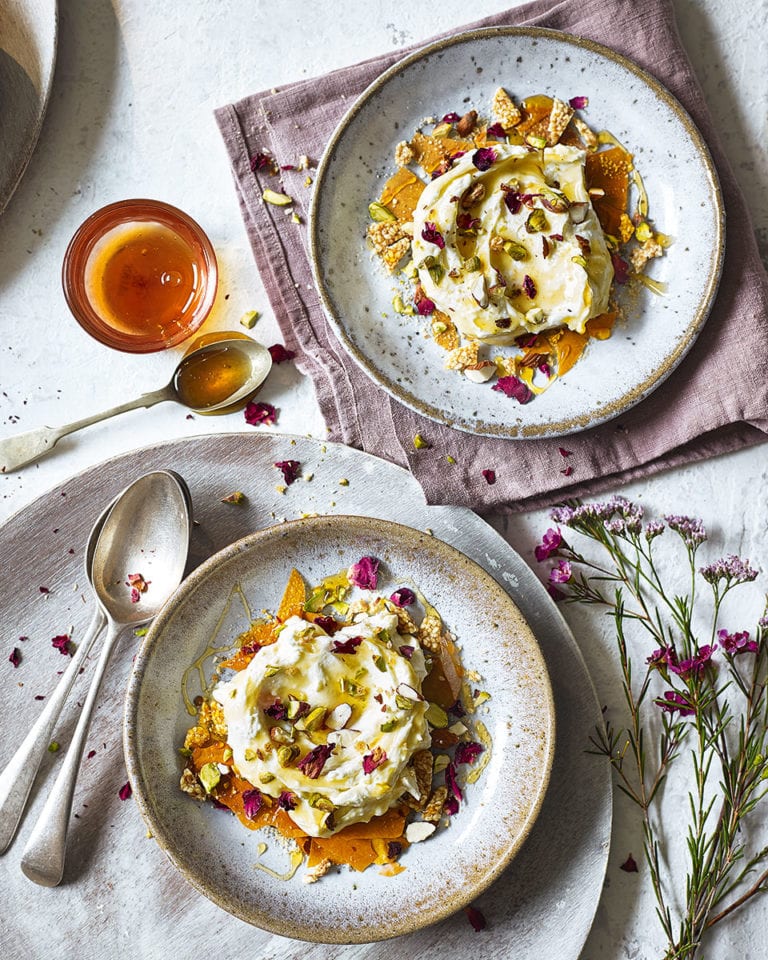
[0,501,111,854]
[0,338,272,473]
[20,470,191,886]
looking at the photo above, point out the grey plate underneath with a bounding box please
[0,433,610,960]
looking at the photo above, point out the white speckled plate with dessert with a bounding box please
[310,26,724,438]
[124,514,554,943]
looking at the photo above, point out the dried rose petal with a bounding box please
[268,344,296,364]
[297,743,334,779]
[561,466,574,477]
[332,635,363,654]
[421,222,445,249]
[568,95,589,110]
[265,699,288,720]
[118,781,132,801]
[515,333,538,349]
[486,122,506,139]
[481,468,496,485]
[447,150,466,162]
[314,615,339,635]
[523,274,536,299]
[362,747,387,774]
[278,790,298,810]
[455,741,485,765]
[210,797,230,811]
[472,147,497,171]
[389,587,416,607]
[416,297,435,316]
[558,447,572,457]
[245,401,277,426]
[398,645,415,660]
[39,586,50,594]
[445,760,463,804]
[87,750,96,760]
[51,634,72,657]
[9,647,21,668]
[249,152,274,172]
[242,789,263,820]
[274,460,301,485]
[492,376,533,404]
[130,587,141,603]
[441,111,460,123]
[538,361,552,378]
[456,212,481,232]
[348,556,379,590]
[549,232,564,241]
[444,795,460,816]
[611,254,630,284]
[620,853,638,873]
[465,906,487,931]
[502,189,523,215]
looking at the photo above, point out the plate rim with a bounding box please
[0,0,59,215]
[123,512,556,943]
[309,24,726,439]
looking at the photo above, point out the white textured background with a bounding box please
[1,1,767,957]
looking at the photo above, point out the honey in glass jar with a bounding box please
[63,199,218,353]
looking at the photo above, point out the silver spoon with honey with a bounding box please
[0,337,273,473]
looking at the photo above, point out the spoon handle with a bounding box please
[20,619,123,886]
[0,385,176,473]
[0,608,107,855]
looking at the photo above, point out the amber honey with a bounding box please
[63,199,218,353]
[174,341,253,411]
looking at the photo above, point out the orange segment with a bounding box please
[277,568,306,621]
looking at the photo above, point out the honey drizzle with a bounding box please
[253,843,304,881]
[181,583,254,715]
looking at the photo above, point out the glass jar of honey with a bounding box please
[62,199,218,353]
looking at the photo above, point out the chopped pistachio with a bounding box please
[571,255,587,268]
[402,259,418,280]
[258,772,276,784]
[433,753,451,774]
[277,745,300,767]
[262,188,293,206]
[395,694,416,711]
[222,747,233,762]
[392,293,407,314]
[239,309,260,329]
[380,718,398,732]
[540,188,569,213]
[425,703,449,728]
[368,200,396,222]
[526,134,547,149]
[503,240,529,260]
[291,211,302,224]
[48,741,60,753]
[297,707,326,731]
[373,654,387,672]
[341,678,362,697]
[304,176,313,187]
[635,221,653,243]
[220,491,246,505]
[134,627,148,637]
[473,690,492,707]
[264,665,280,678]
[198,762,221,793]
[432,321,448,335]
[244,748,259,762]
[431,121,453,138]
[525,209,549,234]
[270,725,295,744]
[463,255,482,273]
[308,793,336,812]
[178,746,192,758]
[413,434,430,450]
[446,455,456,465]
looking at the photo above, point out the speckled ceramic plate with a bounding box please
[124,514,554,943]
[310,27,724,438]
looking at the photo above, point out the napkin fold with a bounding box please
[215,0,768,513]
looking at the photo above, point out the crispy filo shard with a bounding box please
[492,87,522,129]
[367,219,413,271]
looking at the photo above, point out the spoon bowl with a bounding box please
[20,470,191,886]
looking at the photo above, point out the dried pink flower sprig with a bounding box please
[535,496,768,959]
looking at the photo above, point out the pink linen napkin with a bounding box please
[215,0,768,513]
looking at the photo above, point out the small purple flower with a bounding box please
[657,690,696,717]
[717,629,759,656]
[550,505,578,525]
[645,521,665,542]
[549,560,572,584]
[472,147,497,171]
[535,528,563,562]
[421,221,445,249]
[700,555,758,585]
[647,646,678,673]
[670,644,716,679]
[665,515,707,549]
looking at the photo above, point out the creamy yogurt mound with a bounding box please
[410,144,613,343]
[213,608,429,837]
